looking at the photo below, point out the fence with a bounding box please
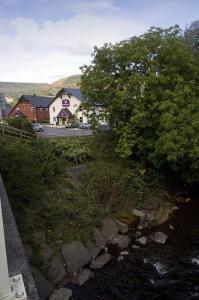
[0,123,36,142]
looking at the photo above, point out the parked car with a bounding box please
[79,123,91,129]
[32,123,44,132]
[65,122,79,128]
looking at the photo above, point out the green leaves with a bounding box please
[81,26,199,184]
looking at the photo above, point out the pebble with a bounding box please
[136,236,147,245]
[117,255,124,262]
[120,251,129,256]
[169,224,174,230]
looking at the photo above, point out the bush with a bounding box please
[7,118,34,133]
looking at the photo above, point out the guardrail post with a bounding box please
[0,198,27,300]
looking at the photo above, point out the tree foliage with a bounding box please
[80,26,199,184]
[184,20,199,55]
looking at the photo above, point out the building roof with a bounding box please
[13,110,26,117]
[19,95,53,108]
[55,88,85,102]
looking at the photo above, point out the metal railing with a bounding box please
[0,124,36,142]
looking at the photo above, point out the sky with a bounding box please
[0,0,198,83]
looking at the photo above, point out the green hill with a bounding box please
[0,75,81,101]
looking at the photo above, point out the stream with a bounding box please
[66,195,199,300]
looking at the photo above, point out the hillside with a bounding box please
[0,75,81,101]
[37,74,81,96]
[0,82,49,100]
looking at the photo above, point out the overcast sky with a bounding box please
[0,0,198,83]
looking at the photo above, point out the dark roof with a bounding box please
[20,95,53,108]
[56,88,85,102]
[57,108,73,118]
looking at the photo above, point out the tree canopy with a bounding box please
[80,26,199,184]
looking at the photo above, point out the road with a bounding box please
[37,125,93,138]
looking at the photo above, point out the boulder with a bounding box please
[132,208,145,220]
[46,255,66,284]
[62,241,91,274]
[76,269,94,286]
[87,240,101,260]
[90,253,111,269]
[112,235,130,249]
[101,217,119,242]
[93,228,107,249]
[49,288,72,300]
[136,236,147,245]
[156,205,172,225]
[114,219,129,233]
[31,265,53,300]
[151,232,168,244]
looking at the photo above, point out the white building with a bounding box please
[49,88,88,126]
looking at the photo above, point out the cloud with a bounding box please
[0,2,149,83]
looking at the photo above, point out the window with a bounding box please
[79,117,83,123]
[52,107,55,112]
[45,108,48,111]
[40,107,43,111]
[53,117,56,121]
[31,107,35,112]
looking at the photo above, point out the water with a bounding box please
[66,197,199,300]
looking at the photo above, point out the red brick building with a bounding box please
[8,95,53,122]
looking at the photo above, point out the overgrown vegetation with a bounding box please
[7,117,34,133]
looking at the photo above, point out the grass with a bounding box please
[0,133,170,262]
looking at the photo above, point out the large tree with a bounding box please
[80,26,199,184]
[184,20,199,55]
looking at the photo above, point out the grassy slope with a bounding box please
[0,74,81,100]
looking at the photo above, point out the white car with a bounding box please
[79,123,91,129]
[32,123,44,132]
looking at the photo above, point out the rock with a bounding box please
[136,236,147,245]
[46,255,66,284]
[132,208,145,220]
[93,228,107,249]
[172,206,179,211]
[114,218,129,233]
[49,288,72,300]
[120,251,129,255]
[133,231,142,238]
[145,210,156,222]
[31,265,53,300]
[87,240,101,260]
[24,244,33,259]
[112,235,130,249]
[185,197,191,203]
[90,253,111,269]
[169,224,174,230]
[101,217,119,242]
[132,245,139,250]
[117,255,124,262]
[137,225,143,230]
[62,241,91,274]
[76,269,94,286]
[153,262,168,275]
[119,214,140,226]
[40,245,55,265]
[156,205,172,225]
[151,232,168,244]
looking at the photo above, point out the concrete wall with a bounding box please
[0,175,39,300]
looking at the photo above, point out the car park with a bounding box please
[79,123,91,129]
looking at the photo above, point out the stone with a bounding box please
[120,251,129,255]
[62,241,91,274]
[132,245,139,250]
[169,224,174,230]
[151,232,168,244]
[90,253,111,269]
[46,255,66,284]
[112,235,130,249]
[40,245,55,265]
[132,208,145,220]
[133,231,142,238]
[172,206,179,211]
[87,240,101,259]
[76,269,94,286]
[136,236,147,245]
[31,265,53,300]
[156,205,172,225]
[117,255,124,262]
[101,217,119,242]
[114,218,129,233]
[145,210,156,222]
[93,228,107,249]
[49,288,72,300]
[24,244,33,259]
[185,197,191,203]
